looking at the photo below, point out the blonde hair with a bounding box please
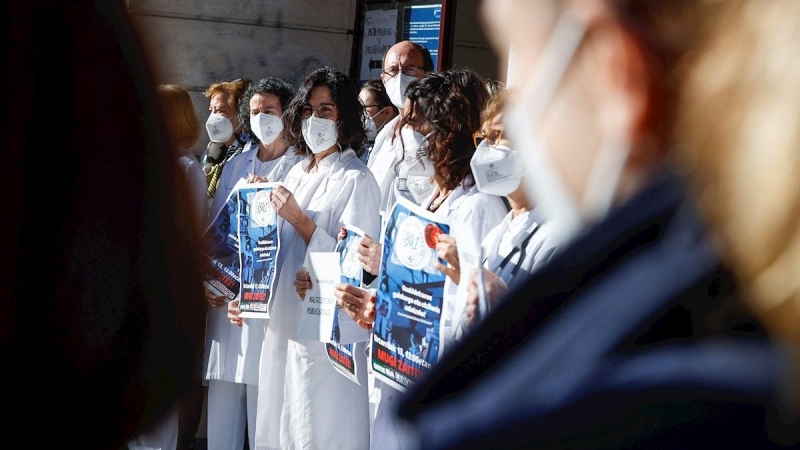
[157,84,201,150]
[671,1,800,349]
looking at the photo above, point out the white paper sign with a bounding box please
[360,9,398,80]
[296,252,340,342]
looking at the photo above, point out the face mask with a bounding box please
[470,141,524,197]
[250,113,283,146]
[384,73,416,109]
[397,127,435,178]
[505,14,630,242]
[206,113,234,143]
[364,107,387,141]
[302,116,339,154]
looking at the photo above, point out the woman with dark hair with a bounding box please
[359,79,398,163]
[228,67,380,450]
[335,69,508,450]
[203,76,301,450]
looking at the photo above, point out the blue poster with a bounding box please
[203,180,245,301]
[402,4,442,71]
[326,225,366,385]
[237,182,281,319]
[371,196,448,391]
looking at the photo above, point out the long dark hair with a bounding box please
[397,69,489,190]
[284,67,366,160]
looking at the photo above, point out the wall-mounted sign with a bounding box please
[402,4,442,72]
[360,9,399,81]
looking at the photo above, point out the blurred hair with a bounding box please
[203,78,251,110]
[237,77,296,142]
[157,84,201,150]
[481,89,507,127]
[650,1,800,357]
[398,69,489,191]
[284,67,366,165]
[361,78,399,116]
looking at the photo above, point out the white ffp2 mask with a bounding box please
[302,116,339,154]
[250,113,283,146]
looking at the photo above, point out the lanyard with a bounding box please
[496,223,540,282]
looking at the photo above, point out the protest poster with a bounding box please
[371,196,449,391]
[203,179,247,302]
[326,225,367,386]
[236,182,281,319]
[296,252,340,341]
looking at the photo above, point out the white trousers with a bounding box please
[207,379,258,450]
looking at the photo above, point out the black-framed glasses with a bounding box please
[382,64,424,78]
[473,129,504,148]
[300,103,336,120]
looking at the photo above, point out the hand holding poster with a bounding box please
[237,182,282,318]
[203,179,247,301]
[371,196,449,391]
[296,252,340,341]
[326,225,368,386]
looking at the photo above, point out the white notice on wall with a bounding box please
[360,9,398,80]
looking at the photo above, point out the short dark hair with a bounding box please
[284,67,366,160]
[238,77,296,141]
[361,79,399,116]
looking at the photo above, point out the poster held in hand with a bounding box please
[371,196,449,391]
[203,179,248,302]
[237,182,282,319]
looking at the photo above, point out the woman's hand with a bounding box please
[270,185,316,244]
[433,234,461,285]
[295,269,312,300]
[228,299,244,327]
[357,234,383,276]
[205,287,227,308]
[334,283,376,330]
[464,268,509,328]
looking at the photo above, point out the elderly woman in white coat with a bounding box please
[229,67,380,450]
[203,77,301,450]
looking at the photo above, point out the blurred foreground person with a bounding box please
[0,1,205,448]
[395,1,800,449]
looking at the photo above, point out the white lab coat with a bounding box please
[483,208,559,288]
[254,148,380,450]
[366,116,402,216]
[179,153,209,224]
[203,147,304,450]
[368,178,507,450]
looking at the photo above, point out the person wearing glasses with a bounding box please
[202,77,301,450]
[367,41,434,217]
[228,67,380,450]
[335,69,508,450]
[446,90,559,339]
[359,79,398,164]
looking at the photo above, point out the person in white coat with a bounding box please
[438,91,560,341]
[366,41,433,215]
[128,84,208,450]
[203,77,301,450]
[334,70,508,450]
[228,67,380,450]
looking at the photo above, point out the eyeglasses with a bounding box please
[382,64,424,79]
[473,129,504,148]
[300,103,336,120]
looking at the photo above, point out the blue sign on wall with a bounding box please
[402,4,442,71]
